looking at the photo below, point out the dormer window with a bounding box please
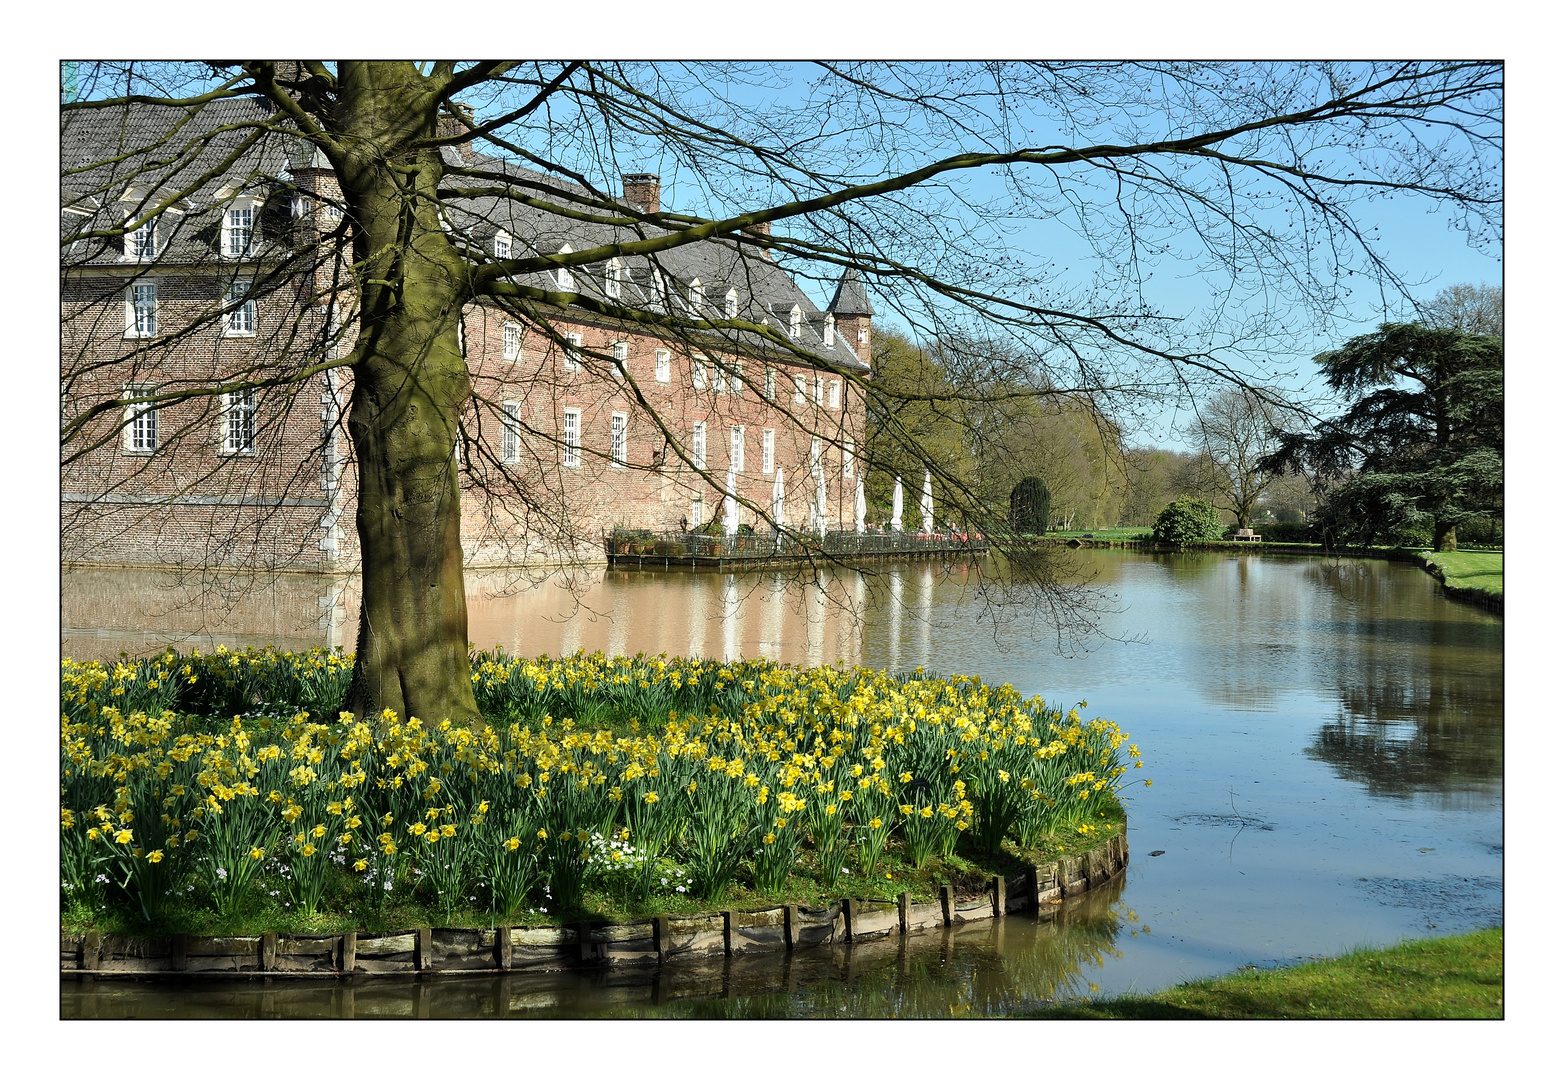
[225,205,255,257]
[556,245,575,291]
[126,215,157,260]
[824,313,835,347]
[688,279,704,308]
[494,231,511,259]
[789,305,802,339]
[725,289,739,320]
[605,258,624,300]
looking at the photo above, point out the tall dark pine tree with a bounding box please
[1262,323,1502,550]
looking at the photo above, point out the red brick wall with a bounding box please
[63,246,868,570]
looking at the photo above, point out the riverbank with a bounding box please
[1419,551,1503,614]
[1021,926,1502,1019]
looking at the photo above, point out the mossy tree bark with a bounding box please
[329,62,480,723]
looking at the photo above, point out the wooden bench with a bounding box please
[1234,528,1262,542]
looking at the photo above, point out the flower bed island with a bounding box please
[62,647,1142,969]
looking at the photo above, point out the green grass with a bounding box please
[1020,927,1502,1019]
[1423,550,1503,598]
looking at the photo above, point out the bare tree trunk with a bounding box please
[334,62,480,723]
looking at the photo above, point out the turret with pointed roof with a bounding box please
[828,267,874,317]
[827,267,874,363]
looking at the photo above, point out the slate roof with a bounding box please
[828,266,875,317]
[61,99,869,371]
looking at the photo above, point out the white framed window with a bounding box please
[562,408,581,467]
[224,284,255,336]
[222,388,256,454]
[692,421,706,470]
[122,385,157,452]
[611,412,628,467]
[693,356,708,391]
[563,332,582,371]
[502,322,521,361]
[813,375,824,406]
[713,362,726,395]
[126,214,157,260]
[691,495,704,528]
[843,439,855,478]
[789,305,802,338]
[764,368,776,402]
[126,282,157,338]
[494,231,511,259]
[810,436,822,475]
[612,341,628,379]
[501,401,521,463]
[828,380,841,409]
[762,429,775,475]
[793,375,806,404]
[556,245,575,291]
[605,258,624,300]
[724,288,739,319]
[730,425,745,471]
[655,349,671,383]
[729,359,743,396]
[225,205,255,257]
[688,278,704,308]
[824,313,835,347]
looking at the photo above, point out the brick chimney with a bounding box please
[622,173,661,215]
[743,220,773,260]
[436,103,477,165]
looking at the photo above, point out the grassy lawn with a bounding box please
[1424,550,1504,597]
[1020,927,1502,1019]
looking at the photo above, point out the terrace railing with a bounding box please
[605,527,987,565]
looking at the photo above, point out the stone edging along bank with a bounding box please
[61,833,1128,980]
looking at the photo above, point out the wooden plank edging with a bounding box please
[61,828,1128,980]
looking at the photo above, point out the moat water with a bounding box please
[60,550,1503,1017]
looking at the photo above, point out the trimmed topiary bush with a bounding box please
[1009,476,1052,534]
[1152,495,1224,543]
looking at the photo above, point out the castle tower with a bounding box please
[827,267,874,364]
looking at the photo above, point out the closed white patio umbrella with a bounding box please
[723,468,738,537]
[854,474,866,532]
[891,475,903,531]
[920,471,935,534]
[771,467,786,527]
[816,468,829,539]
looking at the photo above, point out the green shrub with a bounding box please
[1009,476,1052,533]
[1152,496,1224,543]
